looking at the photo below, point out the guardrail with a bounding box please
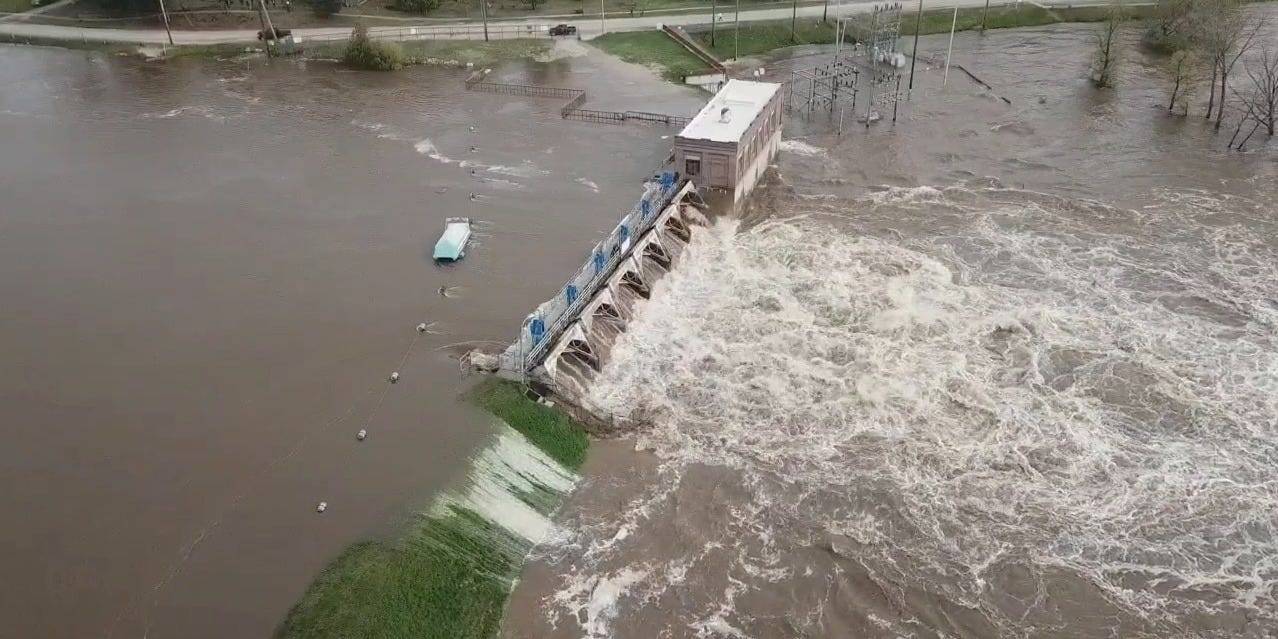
[660,24,726,74]
[500,175,687,378]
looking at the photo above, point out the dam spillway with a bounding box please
[474,79,784,406]
[484,176,709,397]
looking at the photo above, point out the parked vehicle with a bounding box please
[549,24,577,36]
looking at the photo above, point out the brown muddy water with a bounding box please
[506,13,1278,639]
[0,41,703,638]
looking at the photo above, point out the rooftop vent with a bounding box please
[719,107,732,123]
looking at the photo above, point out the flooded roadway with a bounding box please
[0,41,703,638]
[505,13,1278,639]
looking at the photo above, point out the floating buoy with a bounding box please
[316,501,327,513]
[416,323,428,333]
[469,146,478,153]
[468,125,477,133]
[389,372,400,383]
[356,429,367,441]
[469,193,478,201]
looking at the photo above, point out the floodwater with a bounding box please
[506,13,1278,639]
[0,41,704,638]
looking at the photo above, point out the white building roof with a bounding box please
[677,79,781,144]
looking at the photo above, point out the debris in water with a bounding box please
[389,372,399,383]
[356,429,367,441]
[316,501,327,513]
[417,322,428,333]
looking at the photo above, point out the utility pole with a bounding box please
[733,0,740,60]
[481,0,489,41]
[980,0,990,32]
[790,0,797,43]
[600,0,605,37]
[710,0,716,46]
[255,0,277,56]
[943,6,956,86]
[157,0,174,47]
[908,0,923,92]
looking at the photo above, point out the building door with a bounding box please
[709,154,729,187]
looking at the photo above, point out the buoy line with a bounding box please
[112,320,437,634]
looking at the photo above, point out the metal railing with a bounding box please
[499,177,689,378]
[463,76,692,127]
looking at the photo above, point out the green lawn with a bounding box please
[592,30,710,81]
[277,378,589,639]
[0,0,35,14]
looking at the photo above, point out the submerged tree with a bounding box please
[1166,49,1201,114]
[1144,0,1197,53]
[1091,2,1124,88]
[1196,0,1265,129]
[1227,45,1278,149]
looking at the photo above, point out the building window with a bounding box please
[685,155,701,177]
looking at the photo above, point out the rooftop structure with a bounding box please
[674,79,784,206]
[678,80,782,143]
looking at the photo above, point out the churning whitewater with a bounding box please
[540,181,1277,638]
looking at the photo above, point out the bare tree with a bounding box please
[1195,0,1265,129]
[1091,2,1123,88]
[1166,49,1201,114]
[1228,44,1278,148]
[1244,45,1278,136]
[1144,0,1197,53]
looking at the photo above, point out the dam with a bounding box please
[472,79,783,402]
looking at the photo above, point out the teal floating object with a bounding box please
[434,217,472,262]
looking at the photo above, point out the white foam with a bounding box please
[437,424,577,544]
[779,139,828,157]
[414,138,455,164]
[565,184,1278,632]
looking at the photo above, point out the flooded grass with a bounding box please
[277,378,587,639]
[276,507,522,639]
[305,38,550,68]
[697,6,1156,65]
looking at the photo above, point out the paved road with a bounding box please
[0,0,1074,47]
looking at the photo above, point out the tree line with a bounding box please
[1092,0,1275,150]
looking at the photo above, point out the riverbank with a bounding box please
[277,379,588,639]
[594,4,1158,81]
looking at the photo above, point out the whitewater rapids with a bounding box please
[535,181,1278,638]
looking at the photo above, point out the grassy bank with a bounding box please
[593,30,709,81]
[468,378,589,470]
[0,0,34,13]
[278,378,587,639]
[593,5,1156,82]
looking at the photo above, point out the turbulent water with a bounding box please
[505,16,1278,639]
